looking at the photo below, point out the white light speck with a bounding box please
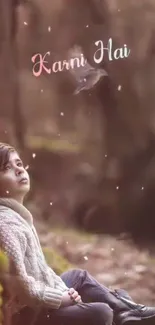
[60,112,64,116]
[48,26,51,32]
[111,247,114,251]
[66,241,68,245]
[50,202,53,206]
[25,165,29,170]
[41,89,43,93]
[6,191,9,194]
[118,9,121,12]
[116,186,119,190]
[84,256,88,261]
[4,130,7,134]
[141,186,144,190]
[58,133,60,137]
[118,85,122,91]
[24,21,28,26]
[86,25,89,28]
[84,78,86,82]
[32,153,36,159]
[105,154,107,158]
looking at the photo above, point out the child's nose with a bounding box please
[15,167,24,175]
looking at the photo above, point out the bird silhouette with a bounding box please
[68,45,108,95]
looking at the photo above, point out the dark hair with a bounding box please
[0,143,16,171]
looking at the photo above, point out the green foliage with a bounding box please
[0,251,9,274]
[43,247,73,275]
[0,250,9,325]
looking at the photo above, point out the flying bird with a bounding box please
[68,45,108,95]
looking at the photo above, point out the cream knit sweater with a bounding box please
[0,198,69,315]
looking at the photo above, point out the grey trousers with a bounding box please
[14,268,130,325]
[36,269,113,325]
[36,268,114,325]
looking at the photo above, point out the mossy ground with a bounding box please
[43,247,73,275]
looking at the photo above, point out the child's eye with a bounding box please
[17,162,23,167]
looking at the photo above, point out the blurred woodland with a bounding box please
[1,0,155,246]
[2,1,155,321]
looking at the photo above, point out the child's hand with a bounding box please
[68,288,82,304]
[60,291,74,307]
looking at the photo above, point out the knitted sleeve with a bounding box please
[0,224,63,309]
[48,267,69,291]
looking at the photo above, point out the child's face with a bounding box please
[0,151,30,202]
